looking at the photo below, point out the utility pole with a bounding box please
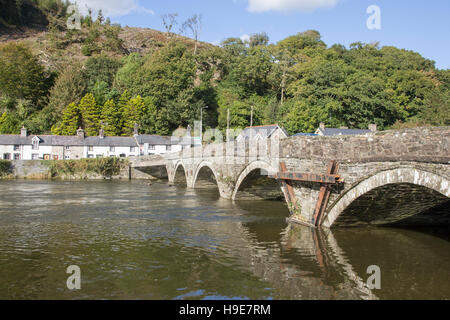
[250,106,254,128]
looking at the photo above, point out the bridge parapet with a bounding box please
[281,126,449,164]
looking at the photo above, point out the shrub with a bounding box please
[46,158,129,179]
[0,160,12,177]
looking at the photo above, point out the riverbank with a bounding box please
[0,158,151,180]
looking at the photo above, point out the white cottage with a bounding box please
[0,125,193,160]
[236,125,289,142]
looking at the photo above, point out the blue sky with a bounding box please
[74,0,450,69]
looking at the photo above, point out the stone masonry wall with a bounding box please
[7,160,132,180]
[281,126,449,164]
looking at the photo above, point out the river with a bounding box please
[0,180,448,300]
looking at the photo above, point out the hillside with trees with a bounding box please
[0,0,448,137]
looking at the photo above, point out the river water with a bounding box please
[0,180,448,300]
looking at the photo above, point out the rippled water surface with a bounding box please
[0,180,448,300]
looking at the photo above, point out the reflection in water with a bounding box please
[0,180,448,300]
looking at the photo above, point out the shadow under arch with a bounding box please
[193,162,220,190]
[323,168,450,228]
[173,162,188,185]
[232,161,284,201]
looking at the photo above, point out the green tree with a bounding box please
[83,55,122,93]
[47,62,86,120]
[122,95,148,136]
[0,112,20,134]
[133,43,196,103]
[226,46,273,97]
[101,99,123,136]
[79,93,101,136]
[0,43,53,105]
[52,102,82,136]
[114,53,145,93]
[249,32,269,48]
[140,99,170,135]
[419,89,450,126]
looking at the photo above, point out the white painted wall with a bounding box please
[27,145,53,160]
[85,146,140,158]
[0,145,21,160]
[1,141,184,160]
[144,144,183,155]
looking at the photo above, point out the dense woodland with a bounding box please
[0,0,449,137]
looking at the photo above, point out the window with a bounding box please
[32,154,39,160]
[32,141,39,150]
[130,147,136,153]
[110,146,115,152]
[166,145,172,152]
[88,146,94,152]
[149,145,155,151]
[88,154,94,159]
[14,145,20,151]
[64,156,70,160]
[14,154,20,160]
[3,153,11,160]
[65,146,70,150]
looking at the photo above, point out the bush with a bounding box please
[0,160,12,177]
[46,158,129,179]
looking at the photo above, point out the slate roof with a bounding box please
[317,128,372,136]
[238,125,289,139]
[0,135,29,145]
[293,133,318,137]
[0,135,86,146]
[135,135,171,145]
[0,133,192,147]
[84,136,139,147]
[138,135,195,146]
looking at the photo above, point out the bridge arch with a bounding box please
[193,161,220,189]
[322,168,450,228]
[232,160,282,201]
[171,161,188,185]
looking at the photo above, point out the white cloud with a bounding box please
[247,0,341,13]
[240,34,250,42]
[73,0,154,18]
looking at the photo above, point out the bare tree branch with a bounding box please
[181,14,202,55]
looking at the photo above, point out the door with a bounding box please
[44,154,51,160]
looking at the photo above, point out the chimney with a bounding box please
[77,128,85,140]
[319,122,326,130]
[99,128,105,139]
[133,123,139,137]
[21,126,27,137]
[369,124,377,132]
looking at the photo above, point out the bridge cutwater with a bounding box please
[131,127,450,228]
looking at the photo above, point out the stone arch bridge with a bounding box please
[131,127,449,228]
